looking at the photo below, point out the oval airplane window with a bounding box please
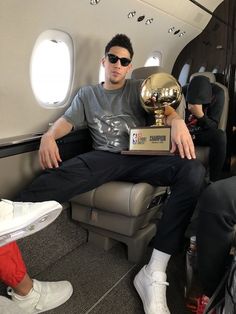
[178,63,191,86]
[30,30,74,108]
[198,65,206,72]
[212,67,219,73]
[144,51,161,67]
[99,63,105,83]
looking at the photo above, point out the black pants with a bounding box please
[193,129,226,182]
[16,151,205,255]
[197,176,236,297]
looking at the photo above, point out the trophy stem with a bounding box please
[154,108,165,127]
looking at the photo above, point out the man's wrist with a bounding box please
[43,131,55,141]
[170,115,182,125]
[166,111,182,126]
[164,106,175,116]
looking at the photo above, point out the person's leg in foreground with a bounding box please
[195,176,236,313]
[133,158,206,314]
[0,199,73,313]
[0,199,63,246]
[0,242,73,313]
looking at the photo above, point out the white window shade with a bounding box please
[144,51,161,67]
[30,30,74,108]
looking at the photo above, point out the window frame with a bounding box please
[30,29,74,109]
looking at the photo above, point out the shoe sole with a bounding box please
[0,207,62,247]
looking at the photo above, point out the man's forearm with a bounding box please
[44,117,73,140]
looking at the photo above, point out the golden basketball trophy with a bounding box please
[123,72,182,155]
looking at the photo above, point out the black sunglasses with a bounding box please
[107,53,131,67]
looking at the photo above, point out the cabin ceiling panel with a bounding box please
[0,0,208,76]
[193,0,223,12]
[78,0,204,70]
[139,0,223,30]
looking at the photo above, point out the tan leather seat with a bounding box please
[71,183,167,262]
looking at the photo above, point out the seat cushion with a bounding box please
[71,181,166,217]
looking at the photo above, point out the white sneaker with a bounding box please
[0,296,25,314]
[0,199,63,246]
[134,265,170,314]
[8,279,73,313]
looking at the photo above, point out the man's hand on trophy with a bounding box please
[170,118,196,159]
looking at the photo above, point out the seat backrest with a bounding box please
[131,66,186,119]
[190,71,216,83]
[214,81,229,131]
[188,72,229,131]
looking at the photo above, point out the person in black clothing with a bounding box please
[184,75,227,181]
[192,176,236,313]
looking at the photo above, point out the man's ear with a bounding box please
[127,63,133,73]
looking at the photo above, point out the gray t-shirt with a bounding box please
[63,79,147,152]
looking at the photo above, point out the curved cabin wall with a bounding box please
[172,0,236,168]
[172,0,235,80]
[0,0,223,198]
[0,152,41,199]
[0,129,92,199]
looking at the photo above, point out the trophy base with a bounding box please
[127,126,172,155]
[121,150,174,156]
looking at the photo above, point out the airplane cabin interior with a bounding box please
[0,0,236,313]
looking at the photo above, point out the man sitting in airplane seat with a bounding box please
[0,199,73,314]
[184,75,227,182]
[15,34,206,314]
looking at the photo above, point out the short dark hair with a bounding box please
[105,34,134,59]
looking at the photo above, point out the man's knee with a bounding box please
[180,159,205,187]
[197,179,231,216]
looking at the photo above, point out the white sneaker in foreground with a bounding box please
[134,265,170,314]
[8,279,73,313]
[0,296,25,314]
[0,199,62,246]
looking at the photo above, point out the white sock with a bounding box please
[146,249,171,274]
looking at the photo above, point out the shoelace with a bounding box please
[151,280,169,287]
[150,280,169,310]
